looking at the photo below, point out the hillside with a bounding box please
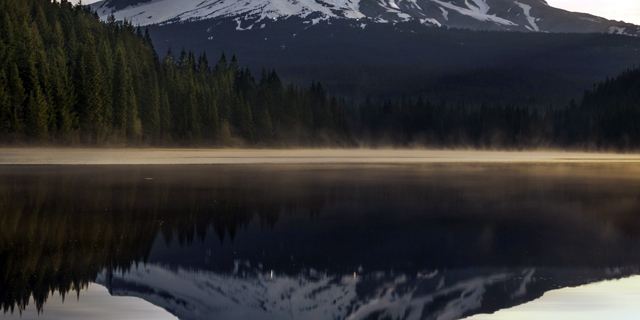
[3,0,640,150]
[90,0,640,107]
[0,0,350,146]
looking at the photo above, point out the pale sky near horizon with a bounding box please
[546,0,639,24]
[70,0,639,25]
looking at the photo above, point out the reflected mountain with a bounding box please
[97,264,639,320]
[3,164,640,319]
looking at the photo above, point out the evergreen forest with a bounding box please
[2,0,640,150]
[0,0,349,146]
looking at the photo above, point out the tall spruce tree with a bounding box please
[52,49,77,139]
[112,46,131,139]
[159,90,172,143]
[76,38,106,141]
[0,70,10,137]
[8,63,26,137]
[26,84,49,142]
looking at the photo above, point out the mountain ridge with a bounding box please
[92,0,639,35]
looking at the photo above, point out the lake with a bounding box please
[2,155,640,319]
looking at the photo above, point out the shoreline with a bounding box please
[2,148,640,165]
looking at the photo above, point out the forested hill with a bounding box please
[0,0,349,146]
[3,0,640,150]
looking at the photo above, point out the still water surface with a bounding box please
[2,163,640,319]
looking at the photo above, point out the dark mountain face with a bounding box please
[142,17,640,107]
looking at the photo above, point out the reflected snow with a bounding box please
[2,161,640,319]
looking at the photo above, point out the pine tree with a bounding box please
[0,10,15,73]
[142,78,161,142]
[185,78,201,142]
[160,90,172,143]
[34,45,57,137]
[8,64,26,136]
[26,84,49,142]
[254,107,273,143]
[197,53,209,74]
[75,35,108,142]
[143,28,155,54]
[237,100,253,143]
[215,52,227,74]
[112,46,141,142]
[13,18,34,88]
[202,87,219,141]
[97,39,114,133]
[106,14,116,32]
[52,49,77,139]
[112,46,129,138]
[0,70,11,137]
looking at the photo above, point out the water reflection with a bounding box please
[467,276,640,320]
[97,264,640,320]
[2,164,640,319]
[1,284,176,320]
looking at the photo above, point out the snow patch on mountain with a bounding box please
[609,26,627,34]
[387,0,401,10]
[440,7,450,20]
[432,0,516,26]
[467,0,490,15]
[514,1,539,31]
[93,0,365,26]
[346,272,511,320]
[422,18,442,27]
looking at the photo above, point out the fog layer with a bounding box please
[2,149,640,165]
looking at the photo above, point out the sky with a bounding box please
[71,0,639,25]
[546,0,639,24]
[466,276,640,320]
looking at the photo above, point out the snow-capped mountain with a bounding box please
[92,0,638,34]
[89,0,640,108]
[96,263,639,320]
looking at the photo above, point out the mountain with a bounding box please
[87,0,640,109]
[92,0,638,34]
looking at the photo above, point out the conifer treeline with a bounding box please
[354,66,640,150]
[0,0,349,146]
[0,166,334,313]
[3,0,640,150]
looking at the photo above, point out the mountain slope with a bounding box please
[88,0,640,109]
[92,0,638,34]
[140,18,640,106]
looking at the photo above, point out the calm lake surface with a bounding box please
[2,162,640,319]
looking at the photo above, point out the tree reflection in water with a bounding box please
[2,164,640,319]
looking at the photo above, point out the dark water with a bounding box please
[2,163,640,319]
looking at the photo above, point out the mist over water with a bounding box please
[3,148,640,165]
[2,159,640,319]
